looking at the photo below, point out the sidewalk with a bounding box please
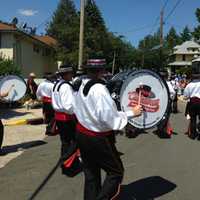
[0,107,46,168]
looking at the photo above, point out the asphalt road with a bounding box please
[0,101,200,200]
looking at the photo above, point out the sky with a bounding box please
[0,0,199,47]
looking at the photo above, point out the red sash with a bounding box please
[42,96,52,103]
[55,112,75,122]
[76,122,112,137]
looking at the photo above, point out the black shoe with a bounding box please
[189,134,197,140]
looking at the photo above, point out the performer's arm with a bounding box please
[96,85,142,131]
[0,84,14,97]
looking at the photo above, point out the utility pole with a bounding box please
[159,8,164,72]
[112,51,116,75]
[78,0,85,71]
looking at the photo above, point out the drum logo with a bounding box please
[128,85,160,112]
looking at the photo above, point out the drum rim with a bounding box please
[0,75,27,102]
[120,69,171,130]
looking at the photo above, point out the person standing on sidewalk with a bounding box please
[52,65,76,159]
[74,59,142,200]
[184,73,200,139]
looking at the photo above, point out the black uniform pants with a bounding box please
[76,132,124,200]
[56,120,76,157]
[0,120,4,149]
[189,102,200,136]
[43,102,54,124]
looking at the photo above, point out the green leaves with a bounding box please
[0,56,21,76]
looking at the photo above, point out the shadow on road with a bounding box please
[118,176,177,200]
[0,109,31,119]
[0,140,47,155]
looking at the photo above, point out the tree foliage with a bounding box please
[0,56,21,76]
[46,0,79,66]
[180,26,192,42]
[193,8,200,40]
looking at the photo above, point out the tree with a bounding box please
[180,26,192,42]
[84,0,112,63]
[46,0,79,66]
[193,8,200,41]
[166,27,181,49]
[0,56,21,76]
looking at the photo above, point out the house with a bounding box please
[0,22,58,78]
[168,40,200,73]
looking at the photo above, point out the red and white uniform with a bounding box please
[36,80,54,103]
[74,78,133,134]
[52,80,74,121]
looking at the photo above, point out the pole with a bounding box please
[159,8,164,72]
[78,0,85,70]
[112,51,116,75]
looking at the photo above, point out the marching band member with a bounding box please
[184,73,200,139]
[36,74,55,124]
[74,59,142,200]
[157,71,175,137]
[52,65,76,157]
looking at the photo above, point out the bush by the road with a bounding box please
[0,56,21,76]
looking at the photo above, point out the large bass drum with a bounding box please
[120,69,170,129]
[0,75,27,102]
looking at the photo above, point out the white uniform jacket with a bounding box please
[36,80,54,100]
[52,80,74,114]
[74,78,133,133]
[184,80,200,99]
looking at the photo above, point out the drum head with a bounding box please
[0,75,27,102]
[120,69,170,129]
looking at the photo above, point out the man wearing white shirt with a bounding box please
[184,73,200,139]
[52,65,76,157]
[36,74,55,124]
[74,59,142,200]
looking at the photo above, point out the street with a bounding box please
[0,101,200,200]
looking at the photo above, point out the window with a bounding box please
[33,44,40,53]
[182,55,186,61]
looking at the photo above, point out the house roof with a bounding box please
[0,22,16,31]
[173,41,200,55]
[192,57,200,62]
[34,35,57,47]
[0,22,57,48]
[168,61,192,66]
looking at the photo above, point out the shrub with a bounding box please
[0,56,21,75]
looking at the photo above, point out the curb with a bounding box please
[4,118,44,126]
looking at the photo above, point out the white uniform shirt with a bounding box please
[52,80,74,114]
[167,81,176,100]
[184,80,200,99]
[36,80,54,100]
[74,78,133,133]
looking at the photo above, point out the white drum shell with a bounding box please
[120,70,170,129]
[0,75,27,102]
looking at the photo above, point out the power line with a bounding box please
[149,0,170,35]
[164,0,183,22]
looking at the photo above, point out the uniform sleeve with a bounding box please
[95,86,133,131]
[36,84,42,100]
[59,84,74,114]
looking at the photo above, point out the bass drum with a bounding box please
[120,69,170,129]
[0,75,27,102]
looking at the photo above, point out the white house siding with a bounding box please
[16,37,57,78]
[0,33,14,59]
